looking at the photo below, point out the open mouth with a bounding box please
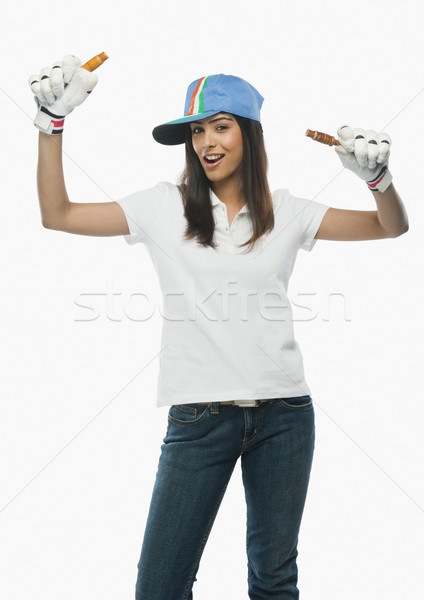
[204,154,225,168]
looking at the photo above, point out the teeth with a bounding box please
[205,154,223,161]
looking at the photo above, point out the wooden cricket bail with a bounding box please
[81,52,109,72]
[305,129,340,147]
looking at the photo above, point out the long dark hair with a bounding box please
[177,114,274,254]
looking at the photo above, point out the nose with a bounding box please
[203,127,216,149]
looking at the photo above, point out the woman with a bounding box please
[30,56,409,600]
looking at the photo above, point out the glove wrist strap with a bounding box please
[366,166,392,193]
[34,106,65,135]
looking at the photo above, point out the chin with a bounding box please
[204,169,235,182]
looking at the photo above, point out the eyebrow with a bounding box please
[191,116,234,125]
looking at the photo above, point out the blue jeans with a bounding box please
[135,396,315,600]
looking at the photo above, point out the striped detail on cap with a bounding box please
[187,76,209,116]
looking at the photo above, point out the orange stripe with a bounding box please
[187,77,205,116]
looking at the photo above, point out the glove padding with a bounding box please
[334,125,392,193]
[28,55,98,134]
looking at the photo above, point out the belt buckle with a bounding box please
[233,400,260,407]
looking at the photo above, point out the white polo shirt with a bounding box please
[116,182,330,407]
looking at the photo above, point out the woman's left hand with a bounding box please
[334,125,393,192]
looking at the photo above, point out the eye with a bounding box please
[216,125,228,131]
[191,126,202,135]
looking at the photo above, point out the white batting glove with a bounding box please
[334,125,393,193]
[28,55,98,134]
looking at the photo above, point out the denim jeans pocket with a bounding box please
[168,403,210,425]
[278,395,313,410]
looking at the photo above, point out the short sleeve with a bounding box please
[297,197,330,252]
[114,182,172,246]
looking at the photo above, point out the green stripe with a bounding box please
[198,76,209,113]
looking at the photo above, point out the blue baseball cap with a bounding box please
[152,74,264,145]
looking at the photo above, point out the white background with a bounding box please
[1,1,423,598]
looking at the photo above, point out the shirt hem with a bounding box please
[156,387,312,407]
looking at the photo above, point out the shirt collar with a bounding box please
[210,189,250,214]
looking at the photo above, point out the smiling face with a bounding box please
[189,113,244,188]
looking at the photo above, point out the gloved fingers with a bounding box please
[50,61,65,98]
[334,144,349,156]
[353,128,369,168]
[365,129,379,169]
[376,131,391,163]
[29,61,64,105]
[64,69,98,108]
[62,55,82,84]
[28,73,46,105]
[39,67,56,105]
[80,69,98,93]
[337,124,355,152]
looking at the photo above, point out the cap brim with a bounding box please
[152,110,223,145]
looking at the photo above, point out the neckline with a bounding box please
[210,189,249,214]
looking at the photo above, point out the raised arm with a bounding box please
[314,125,408,241]
[315,183,408,241]
[38,132,129,236]
[30,54,129,237]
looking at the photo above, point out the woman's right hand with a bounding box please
[28,55,98,135]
